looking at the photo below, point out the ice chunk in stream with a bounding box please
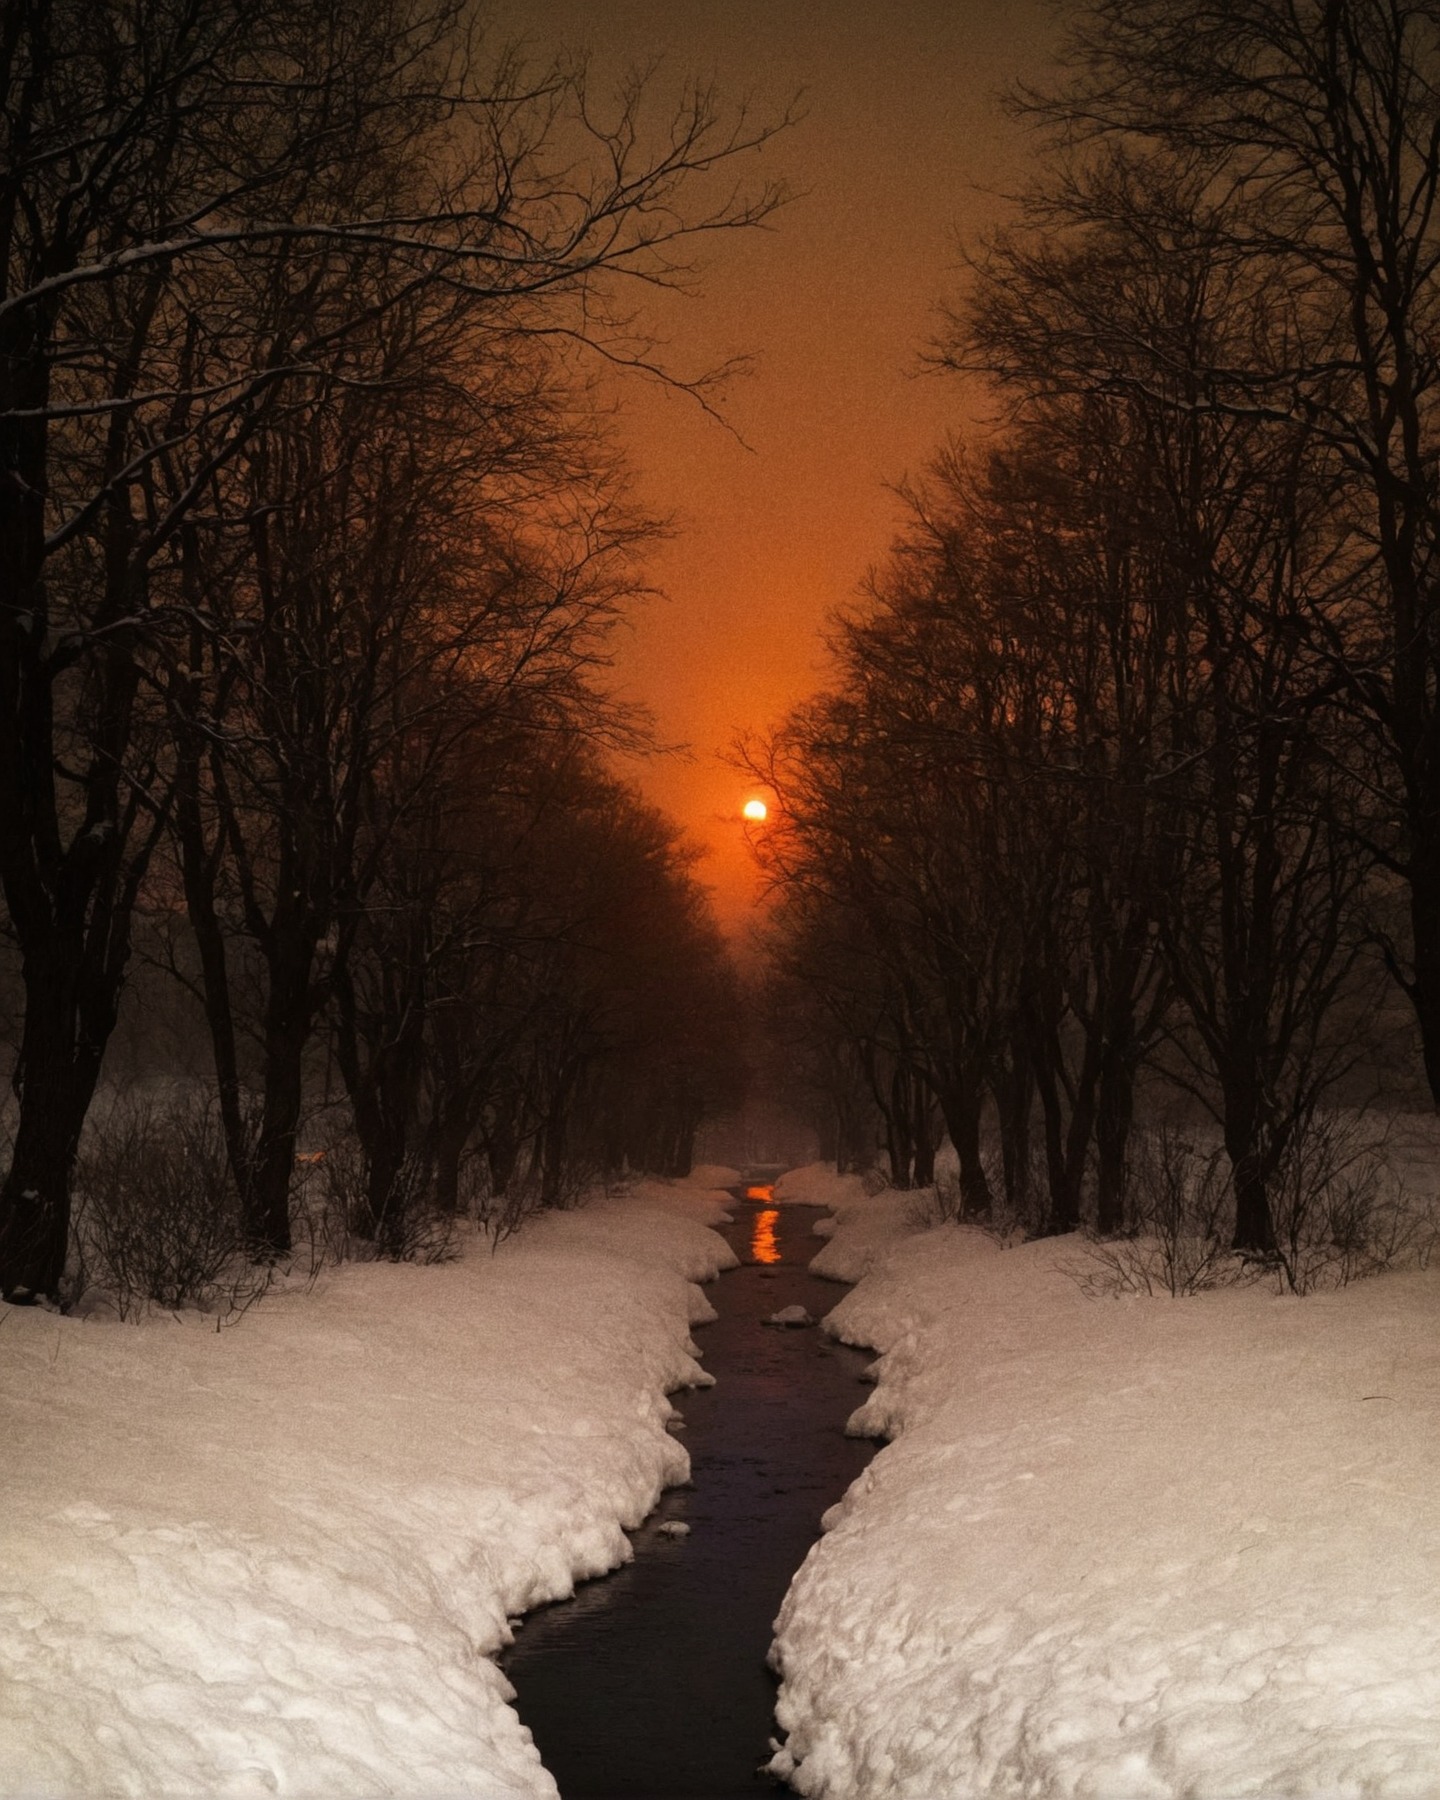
[765,1305,815,1328]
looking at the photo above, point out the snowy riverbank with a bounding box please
[770,1175,1440,1798]
[0,1182,735,1798]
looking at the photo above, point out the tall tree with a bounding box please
[948,147,1377,1252]
[0,0,784,1295]
[998,0,1440,1098]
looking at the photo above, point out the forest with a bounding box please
[753,0,1440,1286]
[0,0,765,1305]
[6,4,1440,1796]
[7,0,1440,1311]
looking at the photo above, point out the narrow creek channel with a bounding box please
[501,1185,878,1798]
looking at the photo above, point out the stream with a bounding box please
[501,1185,877,1798]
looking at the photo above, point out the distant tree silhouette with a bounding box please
[977,0,1440,1102]
[0,0,785,1295]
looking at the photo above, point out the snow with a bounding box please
[765,1304,816,1328]
[680,1162,744,1190]
[769,1201,1440,1799]
[0,1185,736,1799]
[772,1161,870,1207]
[805,1180,917,1281]
[15,1130,1435,1800]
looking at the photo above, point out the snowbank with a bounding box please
[771,1161,871,1208]
[1,1189,735,1798]
[773,1217,1440,1798]
[767,1163,917,1273]
[677,1162,744,1190]
[806,1186,918,1282]
[624,1175,734,1227]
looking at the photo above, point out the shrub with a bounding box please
[318,1138,459,1265]
[476,1150,602,1246]
[1073,1128,1244,1298]
[1074,1112,1437,1298]
[974,1139,1049,1246]
[290,1146,352,1283]
[69,1095,268,1321]
[478,1167,547,1246]
[1268,1111,1433,1295]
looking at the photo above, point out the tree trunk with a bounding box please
[666,1111,698,1180]
[173,746,253,1206]
[1061,1063,1100,1231]
[0,938,106,1298]
[0,420,149,1296]
[1094,1050,1135,1235]
[1408,841,1440,1106]
[365,1126,406,1250]
[539,1110,568,1208]
[940,1072,992,1219]
[245,941,314,1257]
[0,853,139,1296]
[487,1120,522,1198]
[885,1063,914,1189]
[911,1088,936,1189]
[1229,1150,1277,1257]
[1221,1076,1277,1256]
[1028,1008,1083,1235]
[431,1110,472,1215]
[994,1051,1033,1217]
[0,1102,82,1301]
[1035,1066,1074,1233]
[368,1040,427,1248]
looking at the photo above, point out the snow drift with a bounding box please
[1,1186,735,1798]
[771,1205,1440,1798]
[771,1162,870,1209]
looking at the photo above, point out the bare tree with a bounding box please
[0,0,787,1296]
[943,135,1380,1252]
[997,0,1440,1100]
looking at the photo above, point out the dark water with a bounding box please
[501,1188,877,1799]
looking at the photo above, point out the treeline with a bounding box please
[0,0,763,1301]
[755,0,1440,1264]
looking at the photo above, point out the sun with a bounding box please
[742,798,768,822]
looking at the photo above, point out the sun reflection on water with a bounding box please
[750,1202,781,1264]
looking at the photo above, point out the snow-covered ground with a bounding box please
[772,1161,870,1209]
[0,1181,736,1798]
[769,1172,1440,1799]
[680,1162,744,1190]
[15,1145,1436,1800]
[806,1182,917,1279]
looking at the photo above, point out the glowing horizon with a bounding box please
[493,0,1060,937]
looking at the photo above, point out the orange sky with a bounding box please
[493,0,1063,937]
